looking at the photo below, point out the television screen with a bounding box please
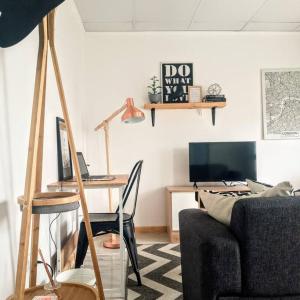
[189,141,257,182]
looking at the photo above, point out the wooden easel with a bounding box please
[13,10,105,300]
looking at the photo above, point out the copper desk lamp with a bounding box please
[95,98,145,248]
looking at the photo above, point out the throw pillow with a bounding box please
[199,181,293,226]
[258,181,293,197]
[246,179,273,193]
[203,190,252,197]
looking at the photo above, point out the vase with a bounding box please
[148,93,161,103]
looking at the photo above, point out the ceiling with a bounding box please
[74,0,300,32]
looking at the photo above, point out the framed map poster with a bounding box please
[262,69,300,139]
[161,63,193,103]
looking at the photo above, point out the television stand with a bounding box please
[166,183,250,243]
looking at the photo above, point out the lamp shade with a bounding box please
[121,98,145,124]
[0,0,65,48]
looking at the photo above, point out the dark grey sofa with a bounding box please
[179,197,300,300]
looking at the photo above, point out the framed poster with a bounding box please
[161,63,193,103]
[262,69,300,139]
[56,117,73,180]
[188,86,202,102]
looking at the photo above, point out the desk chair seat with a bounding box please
[75,160,143,286]
[89,212,131,223]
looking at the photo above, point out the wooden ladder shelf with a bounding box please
[10,10,105,300]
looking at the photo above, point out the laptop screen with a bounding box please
[77,152,89,178]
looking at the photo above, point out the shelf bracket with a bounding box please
[151,108,156,127]
[211,107,216,126]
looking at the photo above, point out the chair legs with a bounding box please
[123,221,142,286]
[75,221,89,268]
[75,220,142,286]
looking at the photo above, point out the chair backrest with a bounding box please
[116,160,143,219]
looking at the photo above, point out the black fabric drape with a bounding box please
[0,0,65,48]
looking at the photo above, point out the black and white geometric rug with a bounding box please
[127,244,183,300]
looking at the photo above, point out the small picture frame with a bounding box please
[56,117,73,181]
[188,86,202,102]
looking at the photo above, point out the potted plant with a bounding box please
[148,76,161,103]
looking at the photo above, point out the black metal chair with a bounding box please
[75,160,143,285]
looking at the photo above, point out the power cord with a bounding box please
[34,213,61,280]
[37,260,54,278]
[39,184,63,278]
[49,213,61,256]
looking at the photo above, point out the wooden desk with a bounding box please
[47,174,128,189]
[47,174,129,299]
[166,185,250,243]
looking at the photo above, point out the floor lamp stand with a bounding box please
[103,122,120,249]
[95,98,144,250]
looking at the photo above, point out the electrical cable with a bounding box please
[37,260,54,278]
[49,213,61,257]
[35,214,61,279]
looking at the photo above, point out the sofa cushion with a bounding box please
[179,209,241,300]
[199,182,293,226]
[230,197,300,296]
[219,297,300,300]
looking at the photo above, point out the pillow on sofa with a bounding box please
[199,181,293,226]
[246,179,273,193]
[257,181,293,196]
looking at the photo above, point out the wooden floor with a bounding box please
[136,232,169,244]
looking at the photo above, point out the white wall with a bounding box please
[0,47,18,299]
[84,31,300,227]
[3,7,300,296]
[0,1,85,297]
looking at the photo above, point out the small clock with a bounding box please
[207,83,222,96]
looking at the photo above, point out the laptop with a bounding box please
[76,152,116,181]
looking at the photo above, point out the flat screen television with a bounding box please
[189,141,257,182]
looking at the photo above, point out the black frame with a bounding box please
[189,141,257,182]
[56,117,73,181]
[161,62,193,103]
[76,152,90,179]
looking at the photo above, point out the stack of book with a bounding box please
[203,95,226,102]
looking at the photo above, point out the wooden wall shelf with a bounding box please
[144,102,226,110]
[143,102,226,126]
